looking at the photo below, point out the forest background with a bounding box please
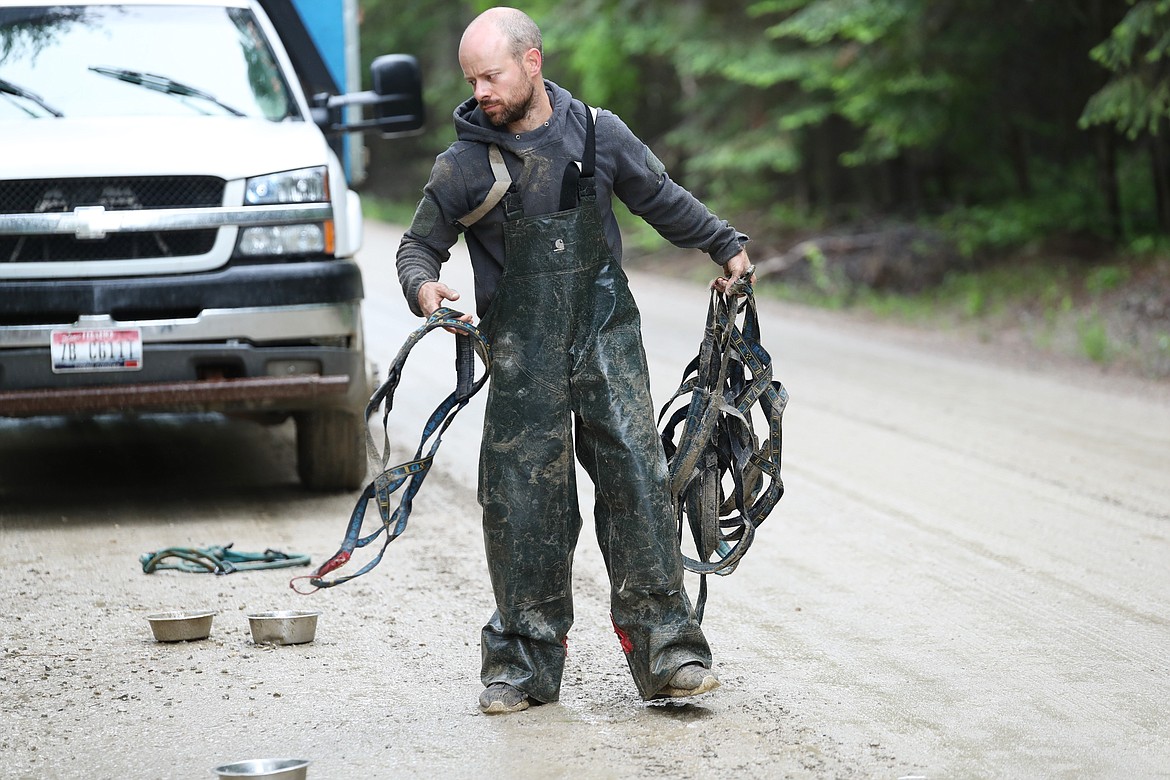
[356,0,1170,377]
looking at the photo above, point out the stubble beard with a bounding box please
[484,80,537,128]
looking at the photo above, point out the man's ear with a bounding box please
[523,47,542,78]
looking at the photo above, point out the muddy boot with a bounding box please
[655,663,721,699]
[479,682,530,714]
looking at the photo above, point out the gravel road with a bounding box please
[2,221,1168,779]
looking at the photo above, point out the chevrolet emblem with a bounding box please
[73,205,112,240]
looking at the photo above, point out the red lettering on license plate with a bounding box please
[51,328,144,373]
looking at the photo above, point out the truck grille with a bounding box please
[0,176,225,263]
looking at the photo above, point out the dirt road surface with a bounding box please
[3,221,1169,779]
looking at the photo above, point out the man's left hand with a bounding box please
[713,249,754,294]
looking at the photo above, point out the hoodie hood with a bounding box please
[453,80,575,155]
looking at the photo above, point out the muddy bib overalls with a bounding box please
[473,105,711,702]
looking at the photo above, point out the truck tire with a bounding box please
[295,409,367,492]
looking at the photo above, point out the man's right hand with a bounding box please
[418,281,471,319]
[418,280,474,328]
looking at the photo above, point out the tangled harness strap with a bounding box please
[141,543,310,575]
[658,276,788,622]
[291,308,491,594]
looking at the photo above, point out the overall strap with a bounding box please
[454,144,512,231]
[558,103,597,210]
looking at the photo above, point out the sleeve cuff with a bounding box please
[711,233,750,265]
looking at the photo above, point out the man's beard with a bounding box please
[483,80,536,127]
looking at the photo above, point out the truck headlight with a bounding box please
[238,166,333,256]
[245,167,328,204]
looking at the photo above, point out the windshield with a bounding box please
[0,5,298,121]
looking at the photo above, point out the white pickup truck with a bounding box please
[0,0,423,490]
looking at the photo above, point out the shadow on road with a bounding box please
[0,413,309,523]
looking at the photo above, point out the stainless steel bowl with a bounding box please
[146,610,216,642]
[245,610,319,645]
[212,758,309,779]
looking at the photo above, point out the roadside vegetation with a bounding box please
[358,0,1170,378]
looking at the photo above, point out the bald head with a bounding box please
[462,7,542,64]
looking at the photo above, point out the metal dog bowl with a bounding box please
[213,758,310,779]
[146,610,216,642]
[246,610,319,645]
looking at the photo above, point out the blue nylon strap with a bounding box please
[292,308,491,594]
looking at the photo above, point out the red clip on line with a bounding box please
[290,308,491,595]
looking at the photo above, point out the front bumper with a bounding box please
[0,260,369,418]
[0,373,351,418]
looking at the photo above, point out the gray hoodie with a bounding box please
[395,80,748,317]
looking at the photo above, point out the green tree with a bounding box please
[1081,0,1170,232]
[358,0,1151,251]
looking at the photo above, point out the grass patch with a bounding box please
[754,249,1170,375]
[1075,311,1112,363]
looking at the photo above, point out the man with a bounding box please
[396,6,752,714]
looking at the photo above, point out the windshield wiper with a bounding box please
[88,66,247,117]
[0,77,64,117]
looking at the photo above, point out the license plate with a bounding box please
[51,328,143,373]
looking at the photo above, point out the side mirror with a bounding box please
[322,54,425,137]
[371,54,425,135]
